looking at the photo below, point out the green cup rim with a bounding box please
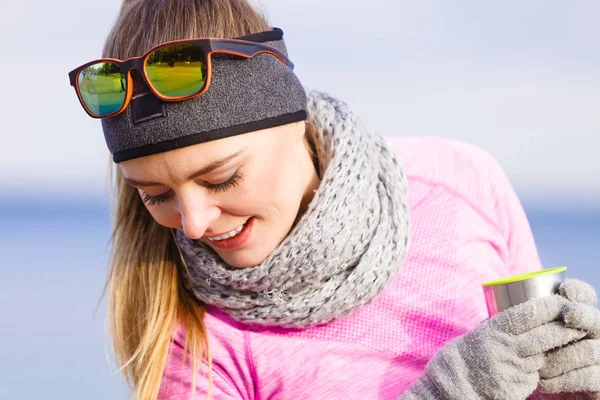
[482,266,567,287]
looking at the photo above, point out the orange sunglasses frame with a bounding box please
[68,36,293,119]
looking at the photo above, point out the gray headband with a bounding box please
[101,28,307,163]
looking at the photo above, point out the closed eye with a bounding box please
[141,170,243,206]
[204,170,243,193]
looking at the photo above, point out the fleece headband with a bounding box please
[101,28,307,163]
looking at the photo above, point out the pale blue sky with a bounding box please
[1,0,598,207]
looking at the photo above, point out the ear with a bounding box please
[291,120,306,143]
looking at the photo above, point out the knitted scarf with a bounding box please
[175,91,410,328]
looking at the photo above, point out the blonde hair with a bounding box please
[100,1,317,399]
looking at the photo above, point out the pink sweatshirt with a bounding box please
[158,137,542,399]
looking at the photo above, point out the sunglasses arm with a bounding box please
[210,40,295,70]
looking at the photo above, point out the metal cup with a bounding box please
[482,266,567,317]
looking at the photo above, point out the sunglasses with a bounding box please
[68,36,293,119]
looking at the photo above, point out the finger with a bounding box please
[559,279,598,307]
[539,365,600,393]
[563,303,600,338]
[516,321,587,357]
[540,339,600,379]
[494,295,570,335]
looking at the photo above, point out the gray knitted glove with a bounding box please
[535,279,600,399]
[398,294,587,400]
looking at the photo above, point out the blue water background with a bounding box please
[1,199,598,399]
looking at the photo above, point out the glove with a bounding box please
[398,293,587,400]
[535,279,600,399]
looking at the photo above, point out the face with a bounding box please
[120,121,320,268]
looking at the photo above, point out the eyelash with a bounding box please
[141,171,243,206]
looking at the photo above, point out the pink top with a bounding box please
[158,137,542,399]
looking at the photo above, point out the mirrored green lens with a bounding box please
[77,62,126,117]
[146,43,208,97]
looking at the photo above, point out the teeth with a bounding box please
[208,223,245,241]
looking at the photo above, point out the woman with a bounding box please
[68,0,600,399]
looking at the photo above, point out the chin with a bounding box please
[213,221,288,268]
[219,248,271,269]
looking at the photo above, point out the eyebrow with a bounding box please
[123,148,246,187]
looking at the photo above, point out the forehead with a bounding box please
[124,133,246,164]
[118,128,284,180]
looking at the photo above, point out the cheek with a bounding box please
[140,198,181,228]
[149,208,180,228]
[248,151,303,208]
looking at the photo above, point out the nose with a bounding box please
[179,196,221,240]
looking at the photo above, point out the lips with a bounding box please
[207,217,254,250]
[207,221,246,241]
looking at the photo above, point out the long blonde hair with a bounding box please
[101,1,317,399]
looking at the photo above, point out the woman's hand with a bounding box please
[535,279,600,399]
[399,283,588,400]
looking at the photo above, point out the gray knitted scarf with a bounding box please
[175,91,410,328]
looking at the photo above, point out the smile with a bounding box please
[207,222,246,241]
